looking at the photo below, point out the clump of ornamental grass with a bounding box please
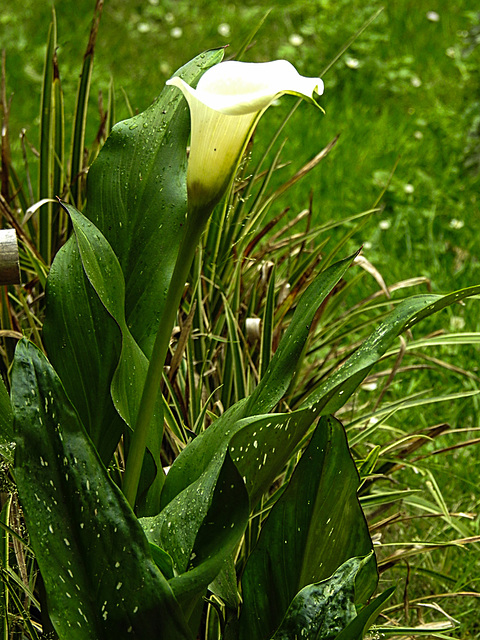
[0,2,106,374]
[0,5,479,639]
[168,117,480,636]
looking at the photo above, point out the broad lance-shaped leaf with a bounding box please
[66,201,166,506]
[161,253,358,509]
[303,284,480,414]
[11,340,192,640]
[43,49,224,464]
[85,49,224,356]
[143,410,315,608]
[45,205,160,505]
[161,404,317,512]
[141,450,249,617]
[44,237,123,463]
[66,201,178,510]
[270,556,380,640]
[64,202,161,448]
[239,416,377,640]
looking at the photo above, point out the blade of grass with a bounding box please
[0,498,10,640]
[233,9,272,61]
[223,295,246,401]
[347,389,480,436]
[2,582,40,640]
[260,264,275,379]
[320,7,385,76]
[106,76,116,135]
[52,46,65,252]
[1,51,12,202]
[38,10,56,260]
[69,0,103,209]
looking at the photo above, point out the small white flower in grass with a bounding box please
[411,75,422,87]
[137,22,151,34]
[289,33,304,47]
[449,218,464,230]
[345,56,360,69]
[414,130,423,140]
[170,27,183,39]
[379,219,391,230]
[160,62,171,76]
[218,23,231,37]
[167,60,323,212]
[449,315,465,331]
[426,11,440,22]
[404,183,414,194]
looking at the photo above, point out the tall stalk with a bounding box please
[122,206,208,507]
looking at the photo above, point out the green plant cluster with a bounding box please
[0,2,479,639]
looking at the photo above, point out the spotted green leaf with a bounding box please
[141,451,249,618]
[146,408,318,618]
[269,556,376,640]
[12,339,192,640]
[239,416,377,640]
[161,404,316,511]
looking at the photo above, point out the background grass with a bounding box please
[3,1,479,291]
[3,0,480,635]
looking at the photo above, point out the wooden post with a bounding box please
[0,229,20,285]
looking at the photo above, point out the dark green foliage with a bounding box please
[270,557,377,640]
[141,450,249,615]
[12,340,192,639]
[239,417,377,640]
[43,50,223,464]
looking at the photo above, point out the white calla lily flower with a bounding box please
[167,59,324,212]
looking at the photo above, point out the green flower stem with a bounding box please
[123,204,210,508]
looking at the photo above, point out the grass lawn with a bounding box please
[4,1,479,290]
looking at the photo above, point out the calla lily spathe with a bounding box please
[167,60,324,212]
